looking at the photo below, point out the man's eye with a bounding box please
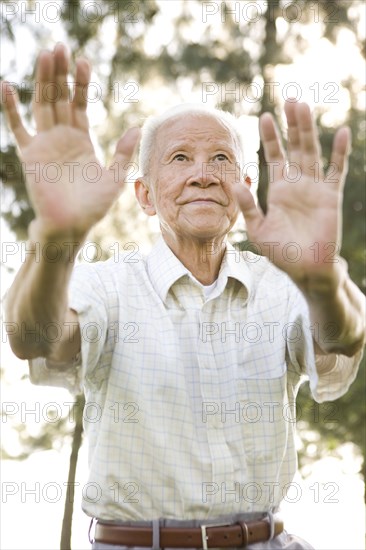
[214,154,229,161]
[173,154,188,161]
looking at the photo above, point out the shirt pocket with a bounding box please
[235,375,289,466]
[236,342,287,379]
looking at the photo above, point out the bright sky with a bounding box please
[1,1,365,549]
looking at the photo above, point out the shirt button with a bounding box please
[206,414,220,429]
[213,415,221,429]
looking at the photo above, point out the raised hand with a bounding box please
[1,43,140,241]
[235,100,350,289]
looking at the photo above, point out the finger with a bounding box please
[233,181,264,236]
[325,126,351,191]
[1,81,32,148]
[32,50,56,131]
[295,102,324,179]
[108,127,141,187]
[259,113,286,183]
[53,43,72,125]
[284,99,302,177]
[71,58,91,131]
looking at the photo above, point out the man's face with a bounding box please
[142,114,243,242]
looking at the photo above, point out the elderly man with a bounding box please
[3,43,365,549]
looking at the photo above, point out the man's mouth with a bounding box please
[187,198,220,204]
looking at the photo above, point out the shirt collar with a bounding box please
[219,241,253,296]
[147,236,191,302]
[147,236,252,303]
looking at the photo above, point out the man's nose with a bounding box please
[186,160,220,187]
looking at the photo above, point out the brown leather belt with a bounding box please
[93,517,284,548]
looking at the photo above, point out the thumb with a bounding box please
[108,127,141,186]
[234,181,264,234]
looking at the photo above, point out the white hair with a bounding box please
[138,103,246,179]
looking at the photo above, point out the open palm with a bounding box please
[236,101,350,287]
[2,44,140,240]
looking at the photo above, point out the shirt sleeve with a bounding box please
[285,279,363,403]
[29,354,83,395]
[310,350,364,402]
[28,261,109,393]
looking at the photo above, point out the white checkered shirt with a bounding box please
[30,236,361,521]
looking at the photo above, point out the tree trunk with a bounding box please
[257,0,281,213]
[60,394,85,550]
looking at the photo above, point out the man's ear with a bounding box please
[135,178,156,216]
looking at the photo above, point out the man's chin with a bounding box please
[183,224,228,241]
[160,216,230,243]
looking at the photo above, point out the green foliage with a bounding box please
[294,101,365,484]
[1,383,74,461]
[297,355,365,479]
[1,145,34,240]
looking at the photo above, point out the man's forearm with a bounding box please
[6,231,82,360]
[301,258,366,357]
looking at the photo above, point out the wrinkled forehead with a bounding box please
[154,113,241,154]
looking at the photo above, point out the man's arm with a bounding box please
[235,100,365,363]
[2,43,140,362]
[5,225,81,361]
[299,258,365,359]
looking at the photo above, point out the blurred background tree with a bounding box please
[1,0,365,547]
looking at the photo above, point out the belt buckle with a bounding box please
[200,522,231,550]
